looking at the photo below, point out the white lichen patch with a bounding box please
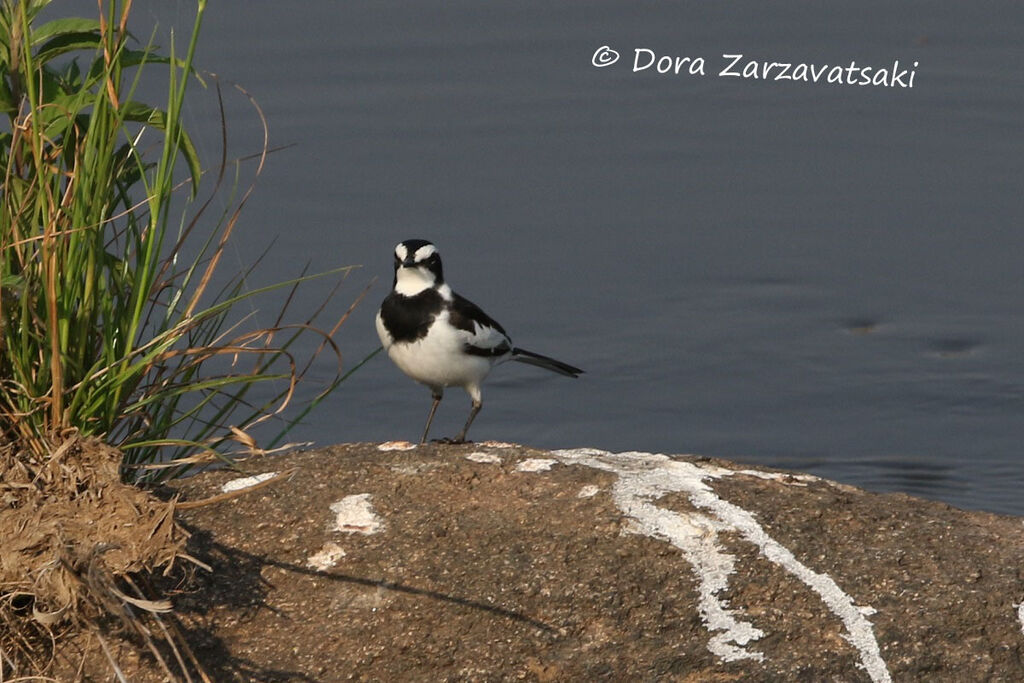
[479,440,516,448]
[577,485,601,498]
[466,452,503,464]
[515,458,558,472]
[378,441,417,451]
[330,494,384,535]
[550,448,891,683]
[1017,601,1024,636]
[220,472,279,493]
[307,542,346,570]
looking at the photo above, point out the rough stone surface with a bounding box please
[100,443,1024,680]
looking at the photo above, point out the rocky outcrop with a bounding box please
[160,442,1024,681]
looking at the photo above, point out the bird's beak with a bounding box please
[402,257,417,268]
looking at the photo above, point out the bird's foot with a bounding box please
[432,437,472,445]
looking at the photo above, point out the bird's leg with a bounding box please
[452,399,482,444]
[420,391,443,444]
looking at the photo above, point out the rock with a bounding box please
[162,443,1024,681]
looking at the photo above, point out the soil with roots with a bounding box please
[0,436,187,678]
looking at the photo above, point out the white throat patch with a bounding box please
[394,266,437,296]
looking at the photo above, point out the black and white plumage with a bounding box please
[375,239,583,444]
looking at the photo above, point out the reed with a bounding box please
[0,0,357,481]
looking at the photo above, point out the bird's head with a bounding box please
[393,239,443,295]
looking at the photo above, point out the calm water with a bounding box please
[136,1,1024,515]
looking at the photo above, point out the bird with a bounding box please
[375,239,583,444]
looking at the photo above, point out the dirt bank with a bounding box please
[66,442,1024,680]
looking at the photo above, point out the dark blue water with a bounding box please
[135,1,1024,515]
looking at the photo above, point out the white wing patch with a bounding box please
[459,314,511,356]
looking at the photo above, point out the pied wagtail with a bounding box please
[376,239,583,444]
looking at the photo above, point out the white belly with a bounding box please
[377,310,495,392]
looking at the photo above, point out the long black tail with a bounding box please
[511,348,583,378]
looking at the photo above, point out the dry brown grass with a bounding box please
[0,433,204,679]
